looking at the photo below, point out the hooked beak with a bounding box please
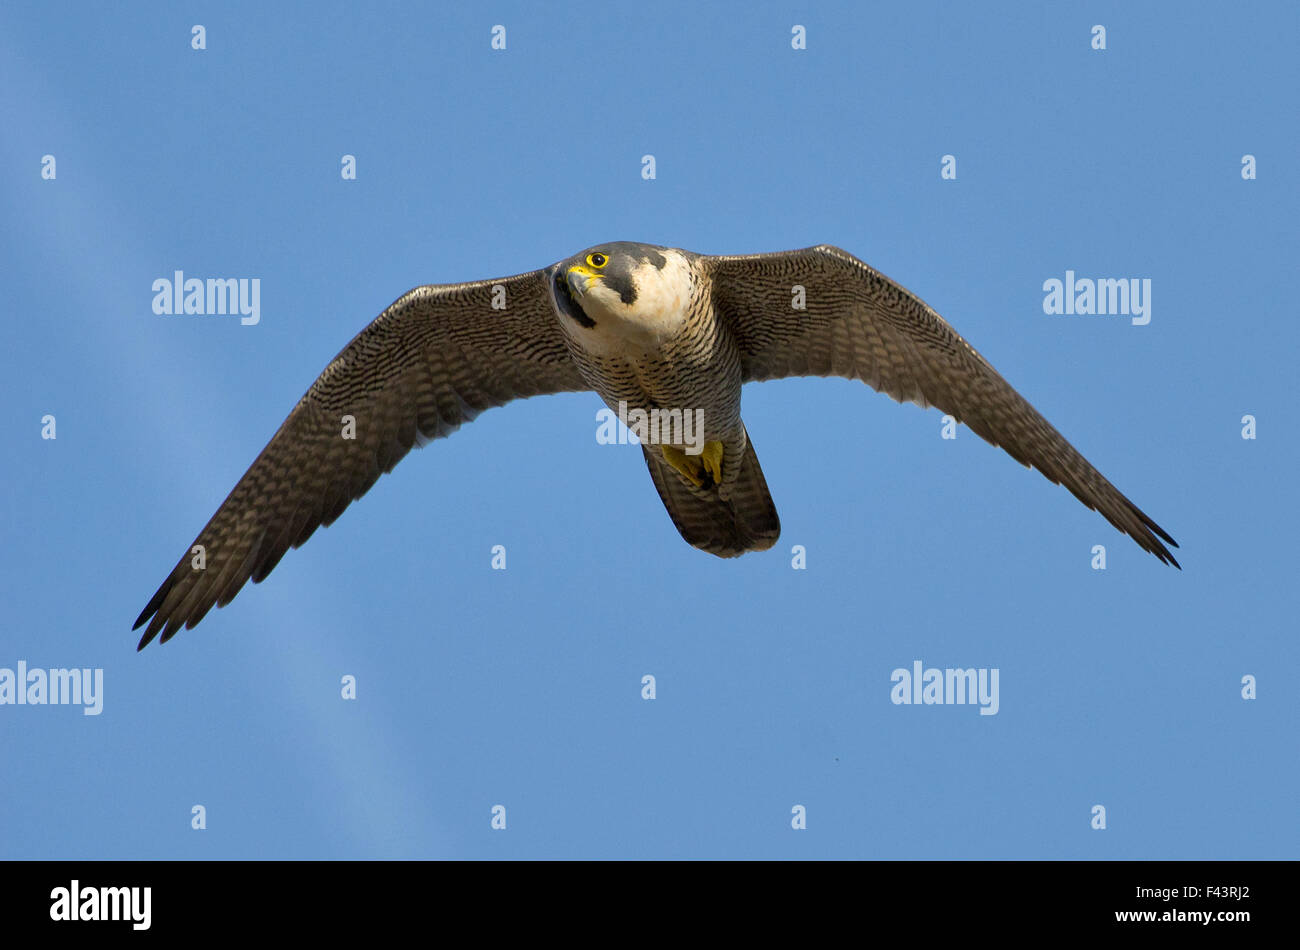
[566,265,601,298]
[551,264,597,328]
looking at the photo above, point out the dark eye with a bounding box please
[587,252,608,268]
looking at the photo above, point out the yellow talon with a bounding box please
[660,445,704,487]
[661,441,725,488]
[702,441,723,483]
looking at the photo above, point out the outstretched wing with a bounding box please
[705,245,1179,566]
[133,267,584,648]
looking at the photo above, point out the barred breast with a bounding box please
[563,261,744,444]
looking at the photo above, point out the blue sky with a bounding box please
[2,1,1296,859]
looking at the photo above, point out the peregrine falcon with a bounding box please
[133,242,1178,647]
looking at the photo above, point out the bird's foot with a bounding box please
[661,441,724,488]
[701,440,723,483]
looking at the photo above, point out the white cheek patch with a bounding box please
[626,254,692,326]
[582,283,628,320]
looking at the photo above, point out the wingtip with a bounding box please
[135,620,160,651]
[133,574,177,649]
[1147,533,1180,570]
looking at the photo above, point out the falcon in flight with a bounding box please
[134,242,1178,647]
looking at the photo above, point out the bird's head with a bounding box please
[552,242,692,334]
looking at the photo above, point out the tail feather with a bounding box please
[643,428,780,557]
